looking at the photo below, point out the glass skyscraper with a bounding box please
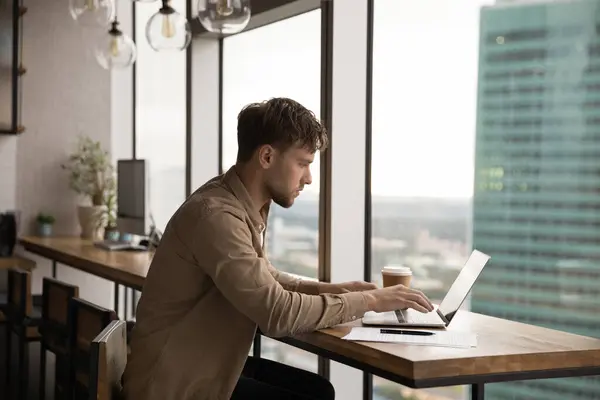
[472,1,600,399]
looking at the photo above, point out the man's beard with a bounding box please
[268,184,294,209]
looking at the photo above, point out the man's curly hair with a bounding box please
[236,97,329,163]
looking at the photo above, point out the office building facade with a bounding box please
[472,1,600,399]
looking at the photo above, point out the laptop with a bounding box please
[362,249,491,328]
[94,240,148,251]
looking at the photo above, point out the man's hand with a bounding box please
[364,285,434,313]
[320,281,378,294]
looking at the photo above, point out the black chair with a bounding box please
[68,297,118,400]
[4,267,42,400]
[0,256,36,326]
[89,320,127,400]
[39,277,80,400]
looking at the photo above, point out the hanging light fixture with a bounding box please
[146,0,191,51]
[95,16,137,69]
[69,0,114,27]
[197,0,250,35]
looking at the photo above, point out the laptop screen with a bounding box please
[437,249,491,323]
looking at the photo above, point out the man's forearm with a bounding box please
[280,277,343,296]
[267,263,338,295]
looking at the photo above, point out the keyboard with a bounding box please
[94,240,148,251]
[395,309,442,324]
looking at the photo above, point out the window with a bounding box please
[370,0,491,398]
[471,0,600,398]
[135,0,187,232]
[372,0,600,399]
[222,10,322,280]
[222,9,321,372]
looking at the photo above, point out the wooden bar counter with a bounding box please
[18,236,600,399]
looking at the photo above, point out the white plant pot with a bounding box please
[77,205,107,240]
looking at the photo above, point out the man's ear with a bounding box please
[258,145,277,169]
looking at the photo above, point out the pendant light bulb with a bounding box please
[68,0,114,27]
[95,20,137,69]
[146,0,191,51]
[162,13,176,38]
[197,0,250,35]
[216,0,234,16]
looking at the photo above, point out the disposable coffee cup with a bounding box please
[382,266,412,288]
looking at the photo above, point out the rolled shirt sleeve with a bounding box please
[192,209,369,337]
[265,263,322,295]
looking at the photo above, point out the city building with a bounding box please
[472,1,600,399]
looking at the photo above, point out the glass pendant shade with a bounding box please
[69,0,114,27]
[197,0,250,35]
[146,1,191,51]
[95,21,137,69]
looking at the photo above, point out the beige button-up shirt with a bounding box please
[122,167,369,400]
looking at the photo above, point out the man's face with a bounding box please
[264,145,314,208]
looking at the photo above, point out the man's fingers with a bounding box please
[407,293,433,312]
[406,301,428,313]
[405,292,432,311]
[408,288,434,310]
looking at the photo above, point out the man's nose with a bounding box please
[304,170,313,186]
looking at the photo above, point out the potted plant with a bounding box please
[61,136,115,240]
[103,186,120,241]
[36,213,55,237]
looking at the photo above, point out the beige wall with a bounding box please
[0,0,133,311]
[17,0,111,238]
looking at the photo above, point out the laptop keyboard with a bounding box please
[395,309,438,324]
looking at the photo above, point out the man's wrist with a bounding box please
[363,291,377,311]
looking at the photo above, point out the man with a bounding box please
[122,98,434,400]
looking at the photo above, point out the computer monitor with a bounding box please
[116,159,149,236]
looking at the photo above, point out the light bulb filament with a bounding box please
[110,37,120,57]
[216,0,234,16]
[161,14,176,38]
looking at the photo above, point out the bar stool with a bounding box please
[89,320,127,400]
[39,277,79,400]
[68,297,117,400]
[0,255,36,325]
[4,267,42,400]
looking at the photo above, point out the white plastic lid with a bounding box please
[382,266,412,276]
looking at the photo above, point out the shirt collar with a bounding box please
[223,166,270,234]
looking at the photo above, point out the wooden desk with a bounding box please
[18,236,600,400]
[19,236,150,291]
[281,314,600,394]
[20,236,151,318]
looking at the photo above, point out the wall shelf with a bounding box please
[0,0,25,135]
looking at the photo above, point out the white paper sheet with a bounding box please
[342,327,477,348]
